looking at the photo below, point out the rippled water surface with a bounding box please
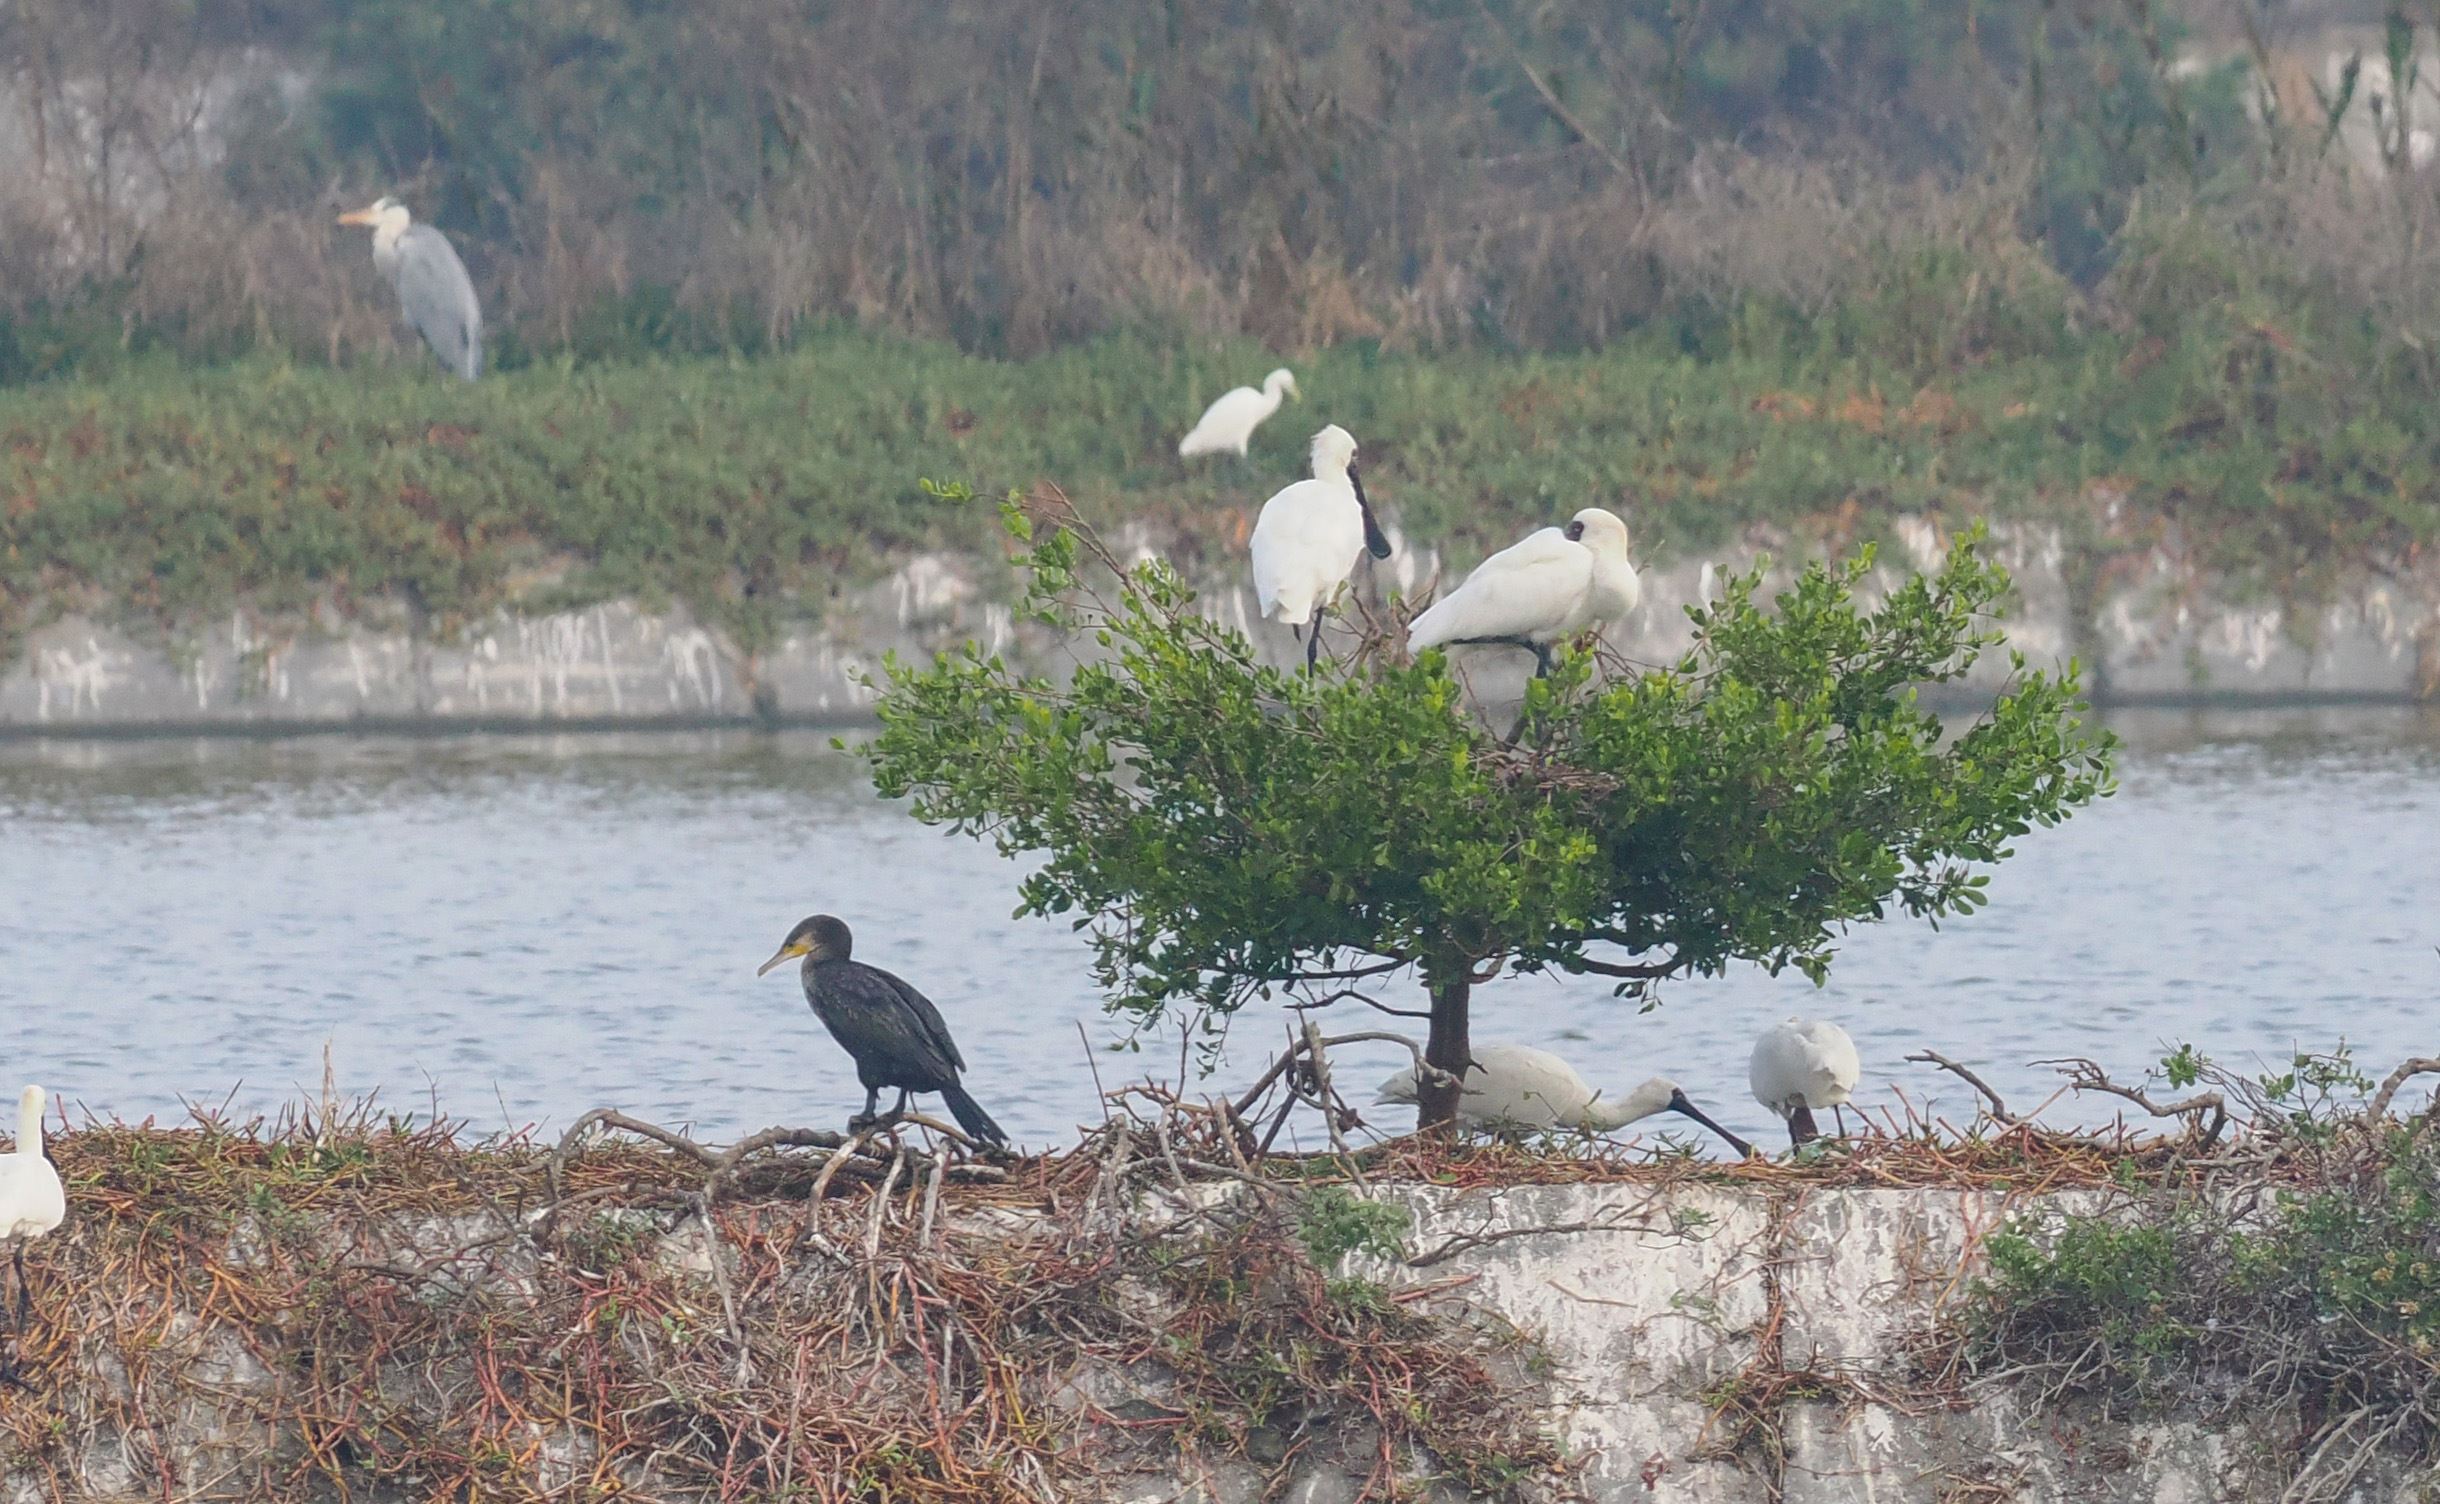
[4,710,2436,1149]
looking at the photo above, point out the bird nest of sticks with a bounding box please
[0,1089,1571,1503]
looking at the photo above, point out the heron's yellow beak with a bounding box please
[336,208,378,226]
[757,940,810,977]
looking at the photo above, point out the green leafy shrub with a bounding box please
[866,496,2109,1127]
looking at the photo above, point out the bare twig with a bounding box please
[2039,1058,2229,1146]
[2365,1056,2440,1122]
[1907,1051,2020,1125]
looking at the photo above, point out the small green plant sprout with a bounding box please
[867,495,2112,1129]
[1296,1186,1413,1268]
[2159,1042,2207,1089]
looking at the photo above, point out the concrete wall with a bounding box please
[4,520,2435,733]
[3,1178,2419,1503]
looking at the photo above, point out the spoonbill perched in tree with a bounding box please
[1249,424,1393,667]
[1407,508,1641,675]
[1178,368,1299,458]
[1750,1018,1861,1147]
[1377,1043,1754,1156]
[0,1085,64,1386]
[337,196,483,381]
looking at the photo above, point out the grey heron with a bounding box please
[337,196,483,381]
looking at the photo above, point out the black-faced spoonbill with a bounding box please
[759,915,1008,1147]
[1249,424,1393,667]
[1377,1043,1754,1157]
[1406,508,1641,676]
[1749,1018,1862,1147]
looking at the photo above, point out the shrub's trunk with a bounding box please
[1418,959,1471,1132]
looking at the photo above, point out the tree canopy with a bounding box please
[866,490,2113,1127]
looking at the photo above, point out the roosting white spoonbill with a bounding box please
[1378,1043,1754,1156]
[1749,1018,1861,1147]
[337,196,484,381]
[1406,507,1641,675]
[0,1085,65,1383]
[1179,367,1299,458]
[1249,424,1393,667]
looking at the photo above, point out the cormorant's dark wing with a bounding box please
[808,962,964,1086]
[867,965,969,1074]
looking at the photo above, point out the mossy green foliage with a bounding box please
[8,276,2436,663]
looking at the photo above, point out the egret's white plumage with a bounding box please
[1749,1018,1862,1146]
[1248,424,1392,666]
[1407,508,1642,674]
[1377,1043,1753,1155]
[338,197,483,381]
[1179,368,1299,457]
[0,1085,65,1378]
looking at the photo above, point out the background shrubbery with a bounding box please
[4,1,2439,642]
[2,0,2435,375]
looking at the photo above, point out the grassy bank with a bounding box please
[4,312,2436,659]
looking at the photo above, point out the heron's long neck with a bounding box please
[372,218,409,260]
[15,1095,38,1157]
[1260,376,1288,416]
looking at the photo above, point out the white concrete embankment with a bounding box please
[2,1178,2417,1502]
[3,521,2434,732]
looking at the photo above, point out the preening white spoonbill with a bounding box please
[0,1085,65,1385]
[1378,1043,1754,1156]
[1179,367,1299,458]
[1750,1018,1861,1147]
[1406,508,1642,675]
[1249,424,1393,667]
[337,196,484,381]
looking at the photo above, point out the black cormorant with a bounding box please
[757,915,1008,1146]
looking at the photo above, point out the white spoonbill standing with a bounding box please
[337,196,484,381]
[1250,424,1392,667]
[1378,1043,1754,1156]
[1750,1018,1861,1147]
[1407,508,1642,675]
[0,1085,65,1384]
[1179,367,1299,458]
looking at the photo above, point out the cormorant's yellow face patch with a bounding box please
[756,938,813,976]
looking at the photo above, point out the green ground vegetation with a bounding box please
[1962,1048,2440,1471]
[7,255,2438,662]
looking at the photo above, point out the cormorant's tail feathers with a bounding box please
[940,1082,1008,1147]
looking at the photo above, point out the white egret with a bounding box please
[1179,368,1299,458]
[337,196,483,381]
[1749,1018,1862,1147]
[1377,1043,1754,1156]
[0,1085,64,1383]
[1249,424,1393,667]
[1407,508,1642,675]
